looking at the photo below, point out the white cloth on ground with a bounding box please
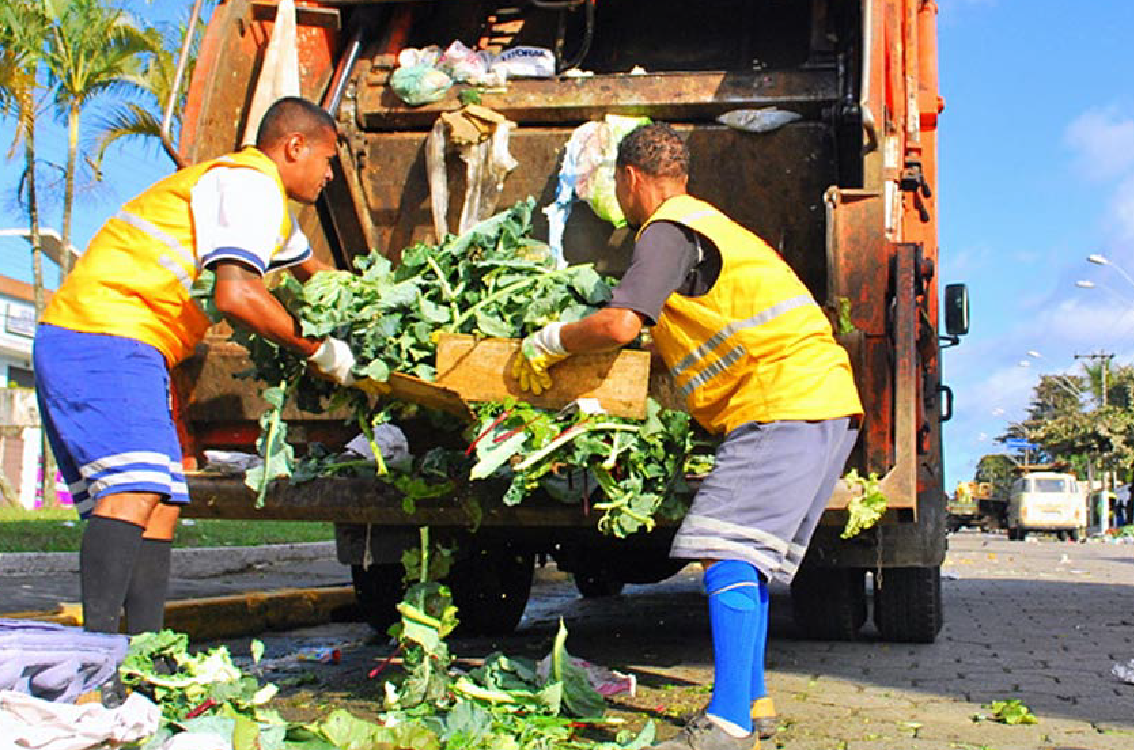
[0,690,160,750]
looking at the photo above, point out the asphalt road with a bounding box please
[3,532,1133,749]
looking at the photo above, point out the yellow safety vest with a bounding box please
[42,147,292,365]
[647,195,863,434]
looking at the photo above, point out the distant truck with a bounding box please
[946,480,1005,532]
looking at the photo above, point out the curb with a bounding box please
[0,541,337,577]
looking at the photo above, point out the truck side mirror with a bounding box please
[944,283,969,337]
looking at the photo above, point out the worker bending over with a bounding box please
[33,97,360,637]
[516,123,863,750]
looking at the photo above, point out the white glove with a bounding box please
[307,337,356,385]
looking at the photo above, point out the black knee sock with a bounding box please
[80,517,145,633]
[124,538,172,635]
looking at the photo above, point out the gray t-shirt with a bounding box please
[608,220,722,325]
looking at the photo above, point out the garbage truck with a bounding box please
[172,0,968,643]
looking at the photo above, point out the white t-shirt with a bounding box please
[191,167,311,275]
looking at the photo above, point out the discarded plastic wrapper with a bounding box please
[535,655,636,697]
[345,424,411,467]
[491,46,556,79]
[391,64,452,106]
[717,108,801,133]
[427,105,518,240]
[545,114,650,264]
[0,690,160,750]
[1112,659,1134,684]
[0,619,129,704]
[204,450,262,474]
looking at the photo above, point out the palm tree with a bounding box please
[40,0,151,278]
[87,4,215,170]
[1,0,58,507]
[1,0,52,319]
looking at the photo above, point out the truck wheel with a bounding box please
[351,563,406,635]
[873,566,942,643]
[445,544,535,636]
[573,570,626,598]
[790,567,867,640]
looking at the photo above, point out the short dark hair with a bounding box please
[255,97,336,149]
[616,123,689,178]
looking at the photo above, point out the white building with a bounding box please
[0,275,52,508]
[0,275,37,387]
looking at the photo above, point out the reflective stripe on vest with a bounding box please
[670,292,816,383]
[644,194,862,431]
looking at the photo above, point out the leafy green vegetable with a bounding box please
[232,199,706,538]
[841,469,887,539]
[974,699,1038,725]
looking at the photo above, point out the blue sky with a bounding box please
[3,0,1133,488]
[937,0,1134,485]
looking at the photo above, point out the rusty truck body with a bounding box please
[174,0,968,643]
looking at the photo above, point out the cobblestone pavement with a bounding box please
[752,532,1134,749]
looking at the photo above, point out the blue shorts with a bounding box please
[33,325,189,518]
[670,417,859,582]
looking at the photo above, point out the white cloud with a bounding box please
[1110,175,1134,244]
[1064,107,1134,181]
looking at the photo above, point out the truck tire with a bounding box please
[445,544,535,636]
[351,563,406,635]
[790,567,867,640]
[573,570,626,598]
[872,566,942,643]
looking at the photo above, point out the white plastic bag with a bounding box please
[438,40,492,84]
[390,64,452,106]
[490,46,556,79]
[573,115,651,227]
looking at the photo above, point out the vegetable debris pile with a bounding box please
[234,199,708,536]
[120,534,655,750]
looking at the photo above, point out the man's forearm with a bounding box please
[560,307,644,353]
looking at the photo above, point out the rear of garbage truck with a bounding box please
[175,0,967,643]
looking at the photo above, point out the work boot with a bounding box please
[751,696,779,739]
[651,711,756,750]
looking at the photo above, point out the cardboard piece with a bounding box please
[385,372,473,421]
[434,333,650,419]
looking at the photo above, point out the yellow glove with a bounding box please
[512,323,570,395]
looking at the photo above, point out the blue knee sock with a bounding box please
[744,577,770,703]
[704,560,759,734]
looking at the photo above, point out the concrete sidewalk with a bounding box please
[0,541,337,577]
[0,542,352,634]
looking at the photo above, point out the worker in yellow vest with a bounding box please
[516,123,863,750]
[33,97,359,638]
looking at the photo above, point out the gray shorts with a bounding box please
[670,417,859,582]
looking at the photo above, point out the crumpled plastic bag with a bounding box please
[573,114,650,227]
[0,619,129,704]
[0,690,160,750]
[390,64,452,106]
[438,40,497,85]
[1112,659,1134,684]
[717,107,801,133]
[490,46,556,79]
[544,114,650,265]
[535,656,636,697]
[345,424,411,469]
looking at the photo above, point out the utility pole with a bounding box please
[1076,351,1115,530]
[1075,352,1114,407]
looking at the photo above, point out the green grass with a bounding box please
[0,505,333,553]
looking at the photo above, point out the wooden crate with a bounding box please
[435,333,651,420]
